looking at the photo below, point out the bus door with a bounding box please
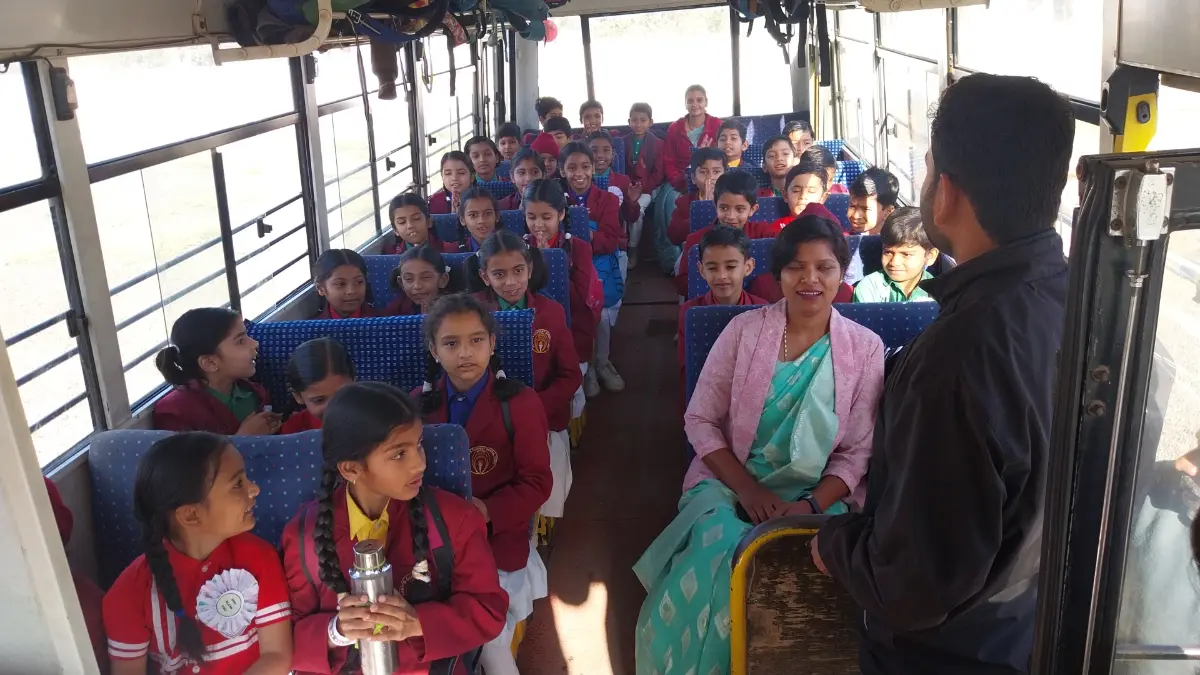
[878,51,938,203]
[1034,148,1200,674]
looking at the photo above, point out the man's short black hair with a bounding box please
[698,224,752,260]
[718,119,747,142]
[496,122,522,141]
[786,158,828,191]
[802,144,837,172]
[881,206,932,250]
[714,171,759,206]
[535,97,563,119]
[544,116,573,135]
[929,73,1074,243]
[851,167,901,208]
[691,147,726,171]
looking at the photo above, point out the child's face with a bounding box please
[551,131,570,150]
[717,129,747,162]
[882,243,936,286]
[581,107,604,135]
[178,445,259,540]
[540,153,559,177]
[511,159,543,193]
[393,205,431,245]
[468,144,498,180]
[589,139,614,173]
[563,152,594,194]
[848,196,894,234]
[201,319,258,381]
[318,263,368,317]
[629,112,652,136]
[463,196,498,243]
[787,173,828,215]
[693,160,725,191]
[541,108,563,124]
[685,90,707,117]
[765,142,797,179]
[293,373,354,421]
[498,136,520,161]
[441,160,472,194]
[481,250,531,306]
[344,422,427,502]
[525,200,564,244]
[789,130,814,153]
[699,244,755,303]
[399,258,449,310]
[779,240,844,315]
[716,193,757,228]
[430,311,496,390]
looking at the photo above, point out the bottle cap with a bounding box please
[353,539,387,571]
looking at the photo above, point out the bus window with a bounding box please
[321,106,375,251]
[0,69,41,189]
[315,45,366,105]
[422,39,474,182]
[836,7,874,43]
[836,37,877,163]
[737,14,793,117]
[879,8,946,61]
[1055,120,1101,251]
[538,16,588,125]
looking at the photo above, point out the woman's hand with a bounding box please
[237,411,281,436]
[364,595,423,642]
[333,594,377,643]
[735,483,784,524]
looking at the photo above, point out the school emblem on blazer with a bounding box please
[470,445,499,475]
[532,328,552,354]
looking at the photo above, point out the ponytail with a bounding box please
[154,308,242,387]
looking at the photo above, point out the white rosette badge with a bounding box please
[195,569,260,639]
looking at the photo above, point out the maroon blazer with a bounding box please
[313,304,381,320]
[624,132,665,195]
[416,378,551,571]
[498,192,521,211]
[153,379,270,434]
[527,234,600,364]
[380,232,458,255]
[571,187,626,255]
[428,188,455,215]
[473,291,581,431]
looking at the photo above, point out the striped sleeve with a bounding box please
[102,561,152,661]
[243,535,292,627]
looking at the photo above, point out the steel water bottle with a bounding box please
[349,540,399,675]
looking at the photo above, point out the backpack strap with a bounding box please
[423,493,455,601]
[296,502,324,597]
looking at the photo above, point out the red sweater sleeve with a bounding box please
[663,121,690,193]
[536,302,582,431]
[668,194,694,246]
[588,190,626,255]
[644,140,665,195]
[280,514,349,675]
[410,495,508,662]
[481,390,552,534]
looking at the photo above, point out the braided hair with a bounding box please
[521,178,575,256]
[465,230,548,298]
[315,382,428,597]
[388,244,456,314]
[420,293,524,415]
[455,186,501,251]
[133,432,231,663]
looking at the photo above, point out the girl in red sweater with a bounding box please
[428,152,475,215]
[384,244,456,316]
[383,193,457,254]
[313,249,380,319]
[280,337,355,434]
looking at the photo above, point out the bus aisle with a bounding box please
[518,263,687,674]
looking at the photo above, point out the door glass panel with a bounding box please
[836,8,874,43]
[879,9,945,61]
[1112,228,1200,670]
[838,39,876,162]
[881,54,937,202]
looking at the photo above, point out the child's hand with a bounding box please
[629,183,643,202]
[450,191,461,213]
[237,411,281,436]
[364,595,423,642]
[471,497,490,522]
[334,594,377,643]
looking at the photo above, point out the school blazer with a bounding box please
[153,379,270,435]
[624,132,664,195]
[675,221,782,297]
[498,192,520,211]
[534,235,601,364]
[313,304,382,320]
[473,291,582,431]
[281,485,507,675]
[418,379,552,572]
[683,302,885,506]
[428,189,454,215]
[605,172,643,226]
[575,187,626,256]
[664,114,723,192]
[667,191,699,246]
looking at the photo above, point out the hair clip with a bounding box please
[411,560,431,583]
[444,265,451,273]
[422,380,433,393]
[496,369,507,380]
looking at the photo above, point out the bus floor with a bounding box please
[517,261,689,675]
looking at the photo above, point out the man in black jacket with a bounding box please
[812,73,1075,674]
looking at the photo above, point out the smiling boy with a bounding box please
[852,207,939,303]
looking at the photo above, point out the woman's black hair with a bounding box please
[389,244,457,300]
[850,166,902,208]
[558,141,593,171]
[420,293,524,415]
[155,307,243,387]
[133,432,230,662]
[439,151,475,180]
[463,137,501,170]
[465,229,548,297]
[455,186,501,249]
[312,249,374,310]
[786,158,830,192]
[287,337,355,396]
[770,214,851,280]
[511,146,546,174]
[314,383,429,608]
[389,192,432,228]
[496,122,522,142]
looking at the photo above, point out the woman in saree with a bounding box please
[634,212,886,675]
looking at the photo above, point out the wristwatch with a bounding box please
[803,495,823,515]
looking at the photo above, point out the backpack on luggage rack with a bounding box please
[726,0,830,85]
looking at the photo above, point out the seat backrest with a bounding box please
[478,180,516,202]
[496,160,511,180]
[846,234,883,286]
[686,238,773,300]
[684,302,939,406]
[361,250,571,324]
[815,139,846,158]
[432,213,463,244]
[248,311,535,405]
[824,193,852,233]
[834,159,868,188]
[610,135,627,175]
[686,164,770,192]
[499,205,591,243]
[689,197,785,234]
[731,515,860,675]
[88,424,472,587]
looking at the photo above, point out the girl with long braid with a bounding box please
[454,186,501,253]
[281,382,507,674]
[102,432,293,674]
[414,294,552,675]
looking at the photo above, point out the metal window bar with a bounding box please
[0,177,60,213]
[3,311,69,348]
[328,206,378,244]
[326,157,375,188]
[29,390,89,434]
[327,180,377,215]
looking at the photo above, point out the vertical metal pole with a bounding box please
[290,55,328,262]
[354,44,384,234]
[730,8,742,116]
[405,42,429,190]
[581,16,596,102]
[508,30,518,124]
[494,37,507,125]
[210,150,242,313]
